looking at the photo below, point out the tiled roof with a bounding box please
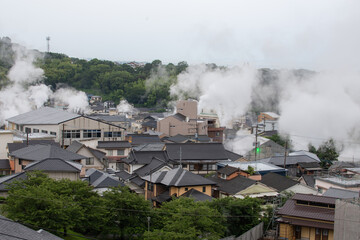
[180,188,214,202]
[0,215,64,240]
[97,141,131,149]
[217,165,239,176]
[277,196,335,223]
[65,141,83,153]
[322,187,359,199]
[8,140,59,153]
[260,172,298,192]
[24,158,82,172]
[133,158,171,177]
[225,150,242,161]
[132,143,165,151]
[166,143,229,161]
[301,175,315,188]
[123,151,168,165]
[0,172,27,191]
[10,144,86,161]
[6,107,79,125]
[292,193,336,205]
[260,154,320,166]
[297,162,321,169]
[216,176,256,195]
[87,148,106,160]
[116,171,132,181]
[142,168,216,187]
[86,168,124,188]
[127,134,161,145]
[172,113,187,121]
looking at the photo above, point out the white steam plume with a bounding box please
[170,64,257,127]
[52,88,90,114]
[0,41,90,125]
[117,99,136,114]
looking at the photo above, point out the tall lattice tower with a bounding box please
[46,36,50,52]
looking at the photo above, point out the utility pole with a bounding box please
[263,116,266,132]
[254,124,258,161]
[62,124,65,148]
[147,216,151,232]
[283,140,288,170]
[179,146,182,168]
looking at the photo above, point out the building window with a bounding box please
[33,129,39,133]
[202,164,208,171]
[170,125,175,128]
[50,131,56,136]
[182,163,187,168]
[64,130,80,138]
[185,187,188,191]
[104,132,113,137]
[202,186,206,192]
[86,157,94,165]
[108,150,113,156]
[189,164,195,171]
[83,129,101,138]
[117,149,125,156]
[42,130,48,134]
[148,182,153,191]
[221,173,227,179]
[25,127,31,133]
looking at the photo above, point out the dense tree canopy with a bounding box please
[308,138,340,167]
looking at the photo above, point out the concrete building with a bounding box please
[6,107,125,147]
[334,198,360,240]
[0,130,13,159]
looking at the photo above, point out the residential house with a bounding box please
[218,161,287,176]
[89,95,102,104]
[162,134,211,143]
[85,168,124,195]
[6,107,125,147]
[217,165,261,181]
[0,215,64,240]
[23,158,82,181]
[141,115,158,132]
[298,175,316,188]
[179,188,214,202]
[260,172,317,195]
[157,100,208,137]
[121,151,170,174]
[0,172,27,197]
[117,157,173,195]
[8,144,86,174]
[334,198,360,239]
[297,162,322,177]
[260,151,321,176]
[277,193,335,240]
[315,176,360,193]
[126,134,162,146]
[211,175,278,200]
[142,167,216,207]
[166,142,231,174]
[132,143,165,152]
[66,141,106,172]
[96,141,131,170]
[198,108,225,143]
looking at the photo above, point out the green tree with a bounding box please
[101,186,152,239]
[2,172,105,236]
[145,197,225,240]
[308,138,340,167]
[208,197,261,236]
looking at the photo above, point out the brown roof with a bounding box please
[292,193,336,205]
[277,199,334,222]
[278,217,334,230]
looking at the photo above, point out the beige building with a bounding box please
[6,107,125,147]
[0,130,14,159]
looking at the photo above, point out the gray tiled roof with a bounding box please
[127,134,161,145]
[260,172,298,192]
[132,143,165,151]
[116,170,132,180]
[124,151,168,165]
[0,215,64,240]
[0,159,10,169]
[180,188,214,202]
[88,148,106,160]
[216,176,256,195]
[8,140,59,154]
[225,150,242,161]
[166,143,229,161]
[10,144,86,161]
[24,158,82,172]
[301,175,315,188]
[142,168,216,187]
[6,107,79,125]
[97,141,131,149]
[66,141,83,153]
[322,187,359,199]
[217,165,238,176]
[260,154,320,166]
[91,173,124,188]
[0,172,27,191]
[86,169,104,184]
[134,158,171,177]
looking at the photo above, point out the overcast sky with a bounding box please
[1,0,360,69]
